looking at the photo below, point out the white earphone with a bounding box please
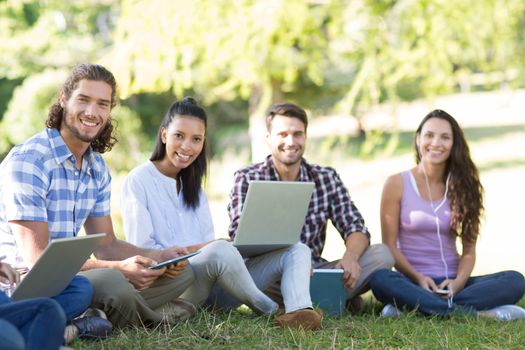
[422,163,454,308]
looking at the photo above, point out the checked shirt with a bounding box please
[0,128,111,267]
[227,156,370,263]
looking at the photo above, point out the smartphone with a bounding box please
[149,250,201,270]
[434,288,448,295]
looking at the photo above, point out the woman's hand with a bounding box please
[417,274,439,291]
[163,259,188,279]
[438,278,466,296]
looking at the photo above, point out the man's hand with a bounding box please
[338,232,368,290]
[0,261,20,285]
[336,254,361,290]
[117,255,165,291]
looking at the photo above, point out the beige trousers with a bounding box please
[81,267,194,328]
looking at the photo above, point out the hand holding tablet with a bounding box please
[149,250,201,270]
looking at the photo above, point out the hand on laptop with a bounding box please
[118,256,165,291]
[0,260,20,285]
[336,255,361,290]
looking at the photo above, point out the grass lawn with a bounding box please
[96,106,524,349]
[73,296,525,349]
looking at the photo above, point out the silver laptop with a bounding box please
[11,233,106,301]
[233,181,314,257]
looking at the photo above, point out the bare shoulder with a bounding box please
[381,171,407,201]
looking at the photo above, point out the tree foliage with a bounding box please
[1,0,525,162]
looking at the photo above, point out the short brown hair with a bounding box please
[265,103,308,131]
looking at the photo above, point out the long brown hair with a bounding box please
[414,109,484,242]
[46,63,118,153]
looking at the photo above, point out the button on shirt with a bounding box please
[0,128,111,267]
[227,156,370,263]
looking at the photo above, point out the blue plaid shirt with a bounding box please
[0,128,111,267]
[227,156,370,263]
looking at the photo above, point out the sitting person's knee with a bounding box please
[372,244,395,268]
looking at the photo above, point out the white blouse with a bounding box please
[121,161,214,249]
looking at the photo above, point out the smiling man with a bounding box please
[228,102,395,314]
[0,64,197,339]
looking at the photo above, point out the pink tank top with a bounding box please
[398,171,459,278]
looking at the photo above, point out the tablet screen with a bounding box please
[149,250,201,270]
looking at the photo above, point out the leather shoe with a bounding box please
[274,308,323,331]
[71,314,112,340]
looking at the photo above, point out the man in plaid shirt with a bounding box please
[0,64,196,336]
[228,102,394,311]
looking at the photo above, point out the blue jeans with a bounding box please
[208,242,313,313]
[52,274,93,321]
[0,292,66,350]
[370,269,525,316]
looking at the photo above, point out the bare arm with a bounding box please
[83,215,167,263]
[336,231,370,289]
[9,220,49,268]
[381,173,439,291]
[83,215,189,290]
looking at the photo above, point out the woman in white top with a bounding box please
[122,98,321,330]
[121,97,278,316]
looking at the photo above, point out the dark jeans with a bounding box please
[370,269,525,316]
[0,292,66,350]
[52,274,93,321]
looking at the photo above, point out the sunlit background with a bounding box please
[1,0,524,275]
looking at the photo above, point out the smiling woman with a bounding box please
[120,97,285,321]
[369,109,525,320]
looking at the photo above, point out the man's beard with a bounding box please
[62,107,105,143]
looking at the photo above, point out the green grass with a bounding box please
[73,297,525,350]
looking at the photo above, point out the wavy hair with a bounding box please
[150,97,208,209]
[414,109,484,242]
[46,63,118,153]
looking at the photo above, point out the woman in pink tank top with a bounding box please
[370,109,525,320]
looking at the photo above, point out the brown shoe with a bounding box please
[274,308,322,331]
[154,298,197,323]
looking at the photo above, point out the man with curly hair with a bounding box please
[0,64,197,338]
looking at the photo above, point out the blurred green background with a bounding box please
[1,0,525,273]
[2,0,524,166]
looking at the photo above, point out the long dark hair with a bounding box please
[150,97,207,209]
[414,109,484,242]
[46,63,118,153]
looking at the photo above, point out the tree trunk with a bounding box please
[248,79,283,163]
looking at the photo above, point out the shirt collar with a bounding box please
[264,155,310,182]
[47,128,97,175]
